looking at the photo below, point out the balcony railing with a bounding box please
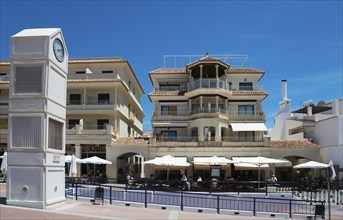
[67,99,115,105]
[153,109,264,119]
[188,79,262,92]
[155,136,263,142]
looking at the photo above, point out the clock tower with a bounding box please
[7,28,68,209]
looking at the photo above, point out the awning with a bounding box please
[152,122,188,127]
[230,123,268,131]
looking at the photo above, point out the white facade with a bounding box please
[267,79,343,179]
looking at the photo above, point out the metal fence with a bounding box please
[65,178,324,218]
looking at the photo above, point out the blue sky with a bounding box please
[1,1,342,130]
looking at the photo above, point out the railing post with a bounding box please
[289,200,292,219]
[217,195,220,214]
[253,198,256,216]
[110,186,112,205]
[180,190,184,211]
[75,182,78,201]
[144,187,148,208]
[265,182,268,196]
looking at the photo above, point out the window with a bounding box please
[238,105,254,115]
[48,118,63,150]
[161,131,177,141]
[160,84,180,91]
[239,82,253,90]
[239,131,254,142]
[98,94,110,104]
[70,94,81,105]
[68,119,80,129]
[75,71,86,74]
[102,70,113,73]
[160,106,177,115]
[14,65,43,94]
[97,119,109,129]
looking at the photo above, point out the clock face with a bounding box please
[53,38,64,62]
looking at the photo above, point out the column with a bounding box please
[200,96,203,112]
[216,96,219,112]
[215,126,221,142]
[225,99,228,115]
[106,145,115,179]
[115,87,118,106]
[200,65,203,79]
[189,100,192,114]
[75,144,82,176]
[198,126,204,141]
[215,65,219,88]
[140,156,145,178]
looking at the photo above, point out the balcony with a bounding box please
[67,99,118,114]
[66,124,116,142]
[68,73,119,80]
[188,79,262,92]
[152,109,265,121]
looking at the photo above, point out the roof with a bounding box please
[149,68,186,75]
[149,67,264,75]
[187,55,230,69]
[69,57,126,64]
[13,28,61,37]
[227,68,264,74]
[67,78,122,83]
[292,105,332,114]
[231,90,268,96]
[112,137,149,146]
[148,90,181,96]
[270,140,320,149]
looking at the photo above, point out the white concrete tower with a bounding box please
[278,79,292,113]
[7,28,68,209]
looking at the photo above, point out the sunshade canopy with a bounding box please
[230,123,268,131]
[193,156,233,165]
[293,161,329,169]
[144,155,190,167]
[232,156,288,165]
[234,162,269,170]
[80,156,112,165]
[65,155,81,163]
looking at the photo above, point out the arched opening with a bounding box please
[117,152,144,180]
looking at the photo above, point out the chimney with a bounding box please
[282,79,287,100]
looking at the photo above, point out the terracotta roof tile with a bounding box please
[270,140,320,149]
[227,68,264,73]
[199,56,220,61]
[148,90,181,96]
[67,78,122,83]
[69,57,126,64]
[112,137,149,145]
[150,68,186,74]
[232,90,268,96]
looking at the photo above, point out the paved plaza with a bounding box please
[1,183,342,220]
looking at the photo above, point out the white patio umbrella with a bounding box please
[293,161,329,169]
[193,156,234,165]
[233,156,288,187]
[144,155,190,180]
[80,156,112,177]
[0,151,7,175]
[65,155,81,163]
[69,155,78,177]
[234,162,269,170]
[293,160,335,220]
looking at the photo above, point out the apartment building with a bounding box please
[0,58,146,179]
[268,80,343,179]
[147,56,319,181]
